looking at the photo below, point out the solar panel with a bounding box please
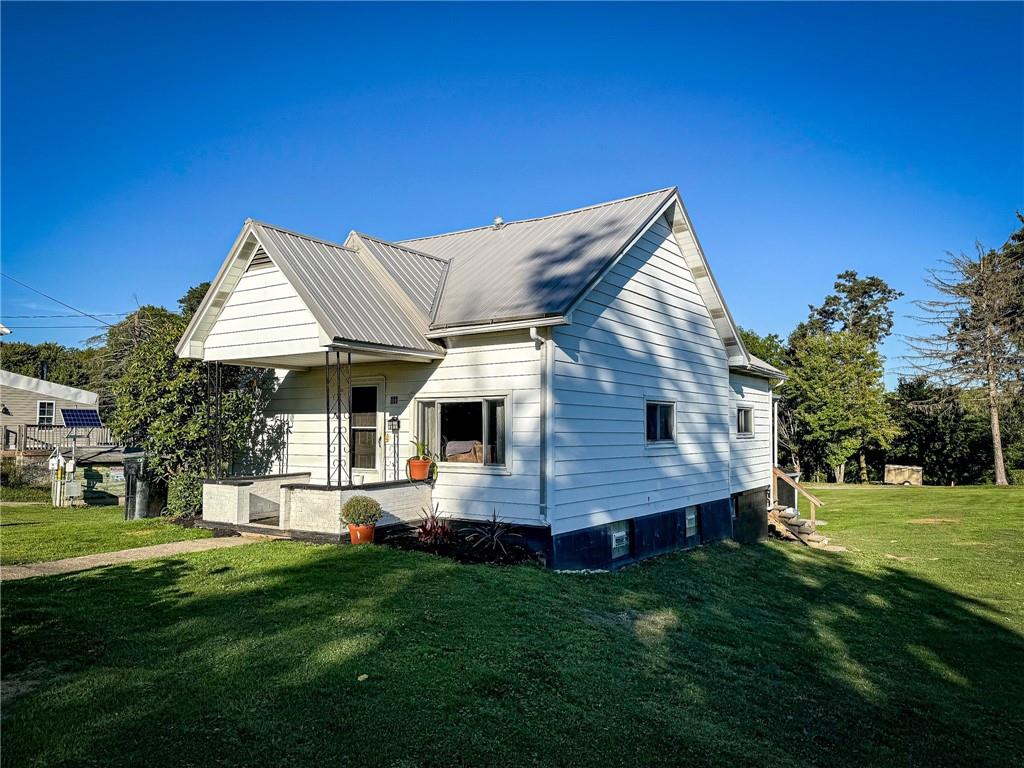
[60,408,103,428]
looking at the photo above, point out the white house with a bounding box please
[177,187,784,569]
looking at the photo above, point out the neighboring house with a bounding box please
[0,370,108,452]
[178,187,785,569]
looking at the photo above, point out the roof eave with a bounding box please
[425,314,568,339]
[729,362,788,382]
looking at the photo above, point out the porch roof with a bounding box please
[176,220,445,365]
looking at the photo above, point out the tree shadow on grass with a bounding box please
[1,541,1022,768]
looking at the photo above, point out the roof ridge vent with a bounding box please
[492,216,505,230]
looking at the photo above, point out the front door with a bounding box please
[350,385,383,484]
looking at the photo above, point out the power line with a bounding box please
[0,273,116,327]
[0,312,129,319]
[3,325,110,329]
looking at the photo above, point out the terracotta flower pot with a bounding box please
[408,458,433,481]
[348,523,375,544]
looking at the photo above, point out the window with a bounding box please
[610,520,631,560]
[350,386,377,469]
[418,397,507,466]
[684,505,699,539]
[37,401,55,426]
[646,401,674,442]
[737,407,753,437]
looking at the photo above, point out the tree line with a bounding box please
[742,215,1023,485]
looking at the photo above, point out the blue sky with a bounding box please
[2,2,1022,385]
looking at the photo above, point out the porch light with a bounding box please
[387,415,400,433]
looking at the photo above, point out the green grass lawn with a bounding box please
[0,504,211,565]
[2,487,1022,767]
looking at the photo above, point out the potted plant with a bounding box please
[342,495,383,544]
[408,438,436,481]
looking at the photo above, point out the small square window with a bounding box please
[646,401,674,442]
[610,520,631,560]
[37,401,55,426]
[737,407,753,436]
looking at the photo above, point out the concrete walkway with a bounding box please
[1,534,267,581]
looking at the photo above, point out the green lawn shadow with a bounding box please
[2,541,1022,767]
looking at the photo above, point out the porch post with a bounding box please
[344,351,352,488]
[324,349,353,488]
[206,361,223,479]
[770,395,779,506]
[325,351,332,487]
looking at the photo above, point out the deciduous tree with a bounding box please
[787,332,896,483]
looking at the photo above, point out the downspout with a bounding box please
[532,326,551,523]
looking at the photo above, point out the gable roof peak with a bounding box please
[398,186,676,245]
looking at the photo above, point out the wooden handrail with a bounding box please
[773,466,823,524]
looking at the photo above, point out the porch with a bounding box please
[201,345,438,536]
[201,471,433,538]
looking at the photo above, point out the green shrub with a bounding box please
[0,457,48,488]
[0,484,52,503]
[167,472,204,518]
[342,495,383,526]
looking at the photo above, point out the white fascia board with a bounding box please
[174,221,257,358]
[425,315,568,339]
[667,193,750,367]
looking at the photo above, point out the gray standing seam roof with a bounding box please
[351,234,449,321]
[399,187,676,329]
[186,187,745,364]
[251,222,444,356]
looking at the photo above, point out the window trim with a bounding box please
[36,400,56,426]
[736,406,754,438]
[645,399,676,444]
[416,394,511,473]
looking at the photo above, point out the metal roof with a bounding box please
[730,353,787,381]
[348,233,448,320]
[0,369,99,405]
[250,222,444,356]
[179,186,755,368]
[400,188,676,329]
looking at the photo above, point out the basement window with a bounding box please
[610,520,632,560]
[418,397,507,466]
[646,401,674,443]
[684,505,699,539]
[737,407,754,437]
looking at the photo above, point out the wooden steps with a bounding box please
[768,505,833,549]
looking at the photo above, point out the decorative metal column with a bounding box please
[206,362,223,479]
[324,350,352,487]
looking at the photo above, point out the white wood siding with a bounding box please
[204,265,324,361]
[268,330,543,525]
[729,373,773,493]
[549,215,732,535]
